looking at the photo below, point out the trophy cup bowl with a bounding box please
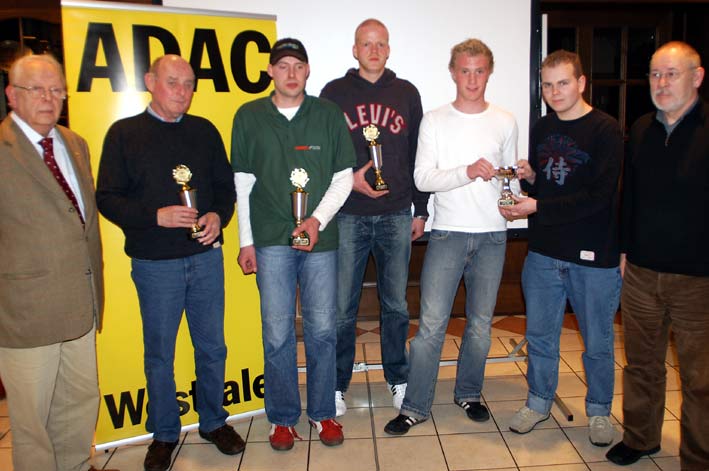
[494,166,518,207]
[290,187,310,246]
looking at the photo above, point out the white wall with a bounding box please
[164,0,533,152]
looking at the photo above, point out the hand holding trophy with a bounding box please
[290,168,310,246]
[494,165,519,207]
[172,164,204,239]
[363,124,388,191]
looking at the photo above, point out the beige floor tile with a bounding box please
[341,382,370,410]
[503,428,583,467]
[488,399,558,432]
[366,369,385,384]
[587,458,660,470]
[663,390,682,420]
[376,435,448,470]
[499,336,526,354]
[336,407,373,439]
[652,456,681,470]
[354,343,365,363]
[665,346,679,367]
[368,380,396,409]
[348,369,368,384]
[481,375,529,401]
[665,367,681,391]
[551,396,619,428]
[488,337,511,356]
[519,465,590,471]
[431,403,498,434]
[102,443,157,471]
[356,332,380,344]
[484,360,525,377]
[0,448,12,471]
[238,440,309,471]
[0,399,7,417]
[440,432,516,470]
[615,347,628,368]
[613,369,624,394]
[611,393,624,423]
[297,342,306,367]
[560,350,585,372]
[556,372,590,397]
[438,364,460,380]
[363,342,382,363]
[371,407,436,438]
[308,438,376,471]
[564,425,620,462]
[614,333,626,349]
[89,448,114,469]
[356,321,380,333]
[432,379,457,405]
[655,419,681,458]
[171,443,242,470]
[559,332,586,351]
[0,418,10,447]
[441,339,460,360]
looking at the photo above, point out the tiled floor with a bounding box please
[0,315,683,470]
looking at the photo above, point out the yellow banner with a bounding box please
[61,0,274,446]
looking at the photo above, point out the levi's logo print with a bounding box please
[344,103,405,134]
[537,134,589,186]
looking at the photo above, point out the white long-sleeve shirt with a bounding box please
[414,103,518,233]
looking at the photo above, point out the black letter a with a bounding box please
[77,23,127,92]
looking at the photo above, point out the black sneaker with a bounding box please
[144,439,178,471]
[606,441,661,466]
[384,414,426,435]
[199,424,246,455]
[455,399,490,422]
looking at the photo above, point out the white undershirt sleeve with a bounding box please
[311,168,353,231]
[234,172,256,247]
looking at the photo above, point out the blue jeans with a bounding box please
[522,251,621,417]
[401,230,506,419]
[255,246,337,426]
[336,210,412,391]
[131,247,228,442]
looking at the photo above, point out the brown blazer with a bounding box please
[0,117,104,348]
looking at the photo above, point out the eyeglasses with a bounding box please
[648,67,697,83]
[12,85,67,100]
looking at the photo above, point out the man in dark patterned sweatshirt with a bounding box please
[320,18,429,416]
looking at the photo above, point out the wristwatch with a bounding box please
[414,215,428,221]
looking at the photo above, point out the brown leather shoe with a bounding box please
[199,424,246,455]
[143,439,178,471]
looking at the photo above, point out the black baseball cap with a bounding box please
[269,38,309,65]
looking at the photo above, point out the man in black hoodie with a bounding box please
[321,18,429,416]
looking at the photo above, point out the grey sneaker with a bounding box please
[509,406,550,434]
[335,390,347,417]
[589,415,614,446]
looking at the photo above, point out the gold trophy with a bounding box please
[290,168,310,246]
[363,124,388,191]
[172,164,204,239]
[494,166,519,207]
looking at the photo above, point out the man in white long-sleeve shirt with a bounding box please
[231,38,355,451]
[385,38,518,435]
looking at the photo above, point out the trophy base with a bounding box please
[498,198,515,207]
[290,233,310,246]
[189,225,205,240]
[374,182,389,191]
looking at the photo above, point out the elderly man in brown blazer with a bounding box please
[0,54,105,471]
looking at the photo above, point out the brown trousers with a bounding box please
[621,262,709,470]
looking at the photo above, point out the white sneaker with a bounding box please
[389,383,407,410]
[509,406,550,434]
[335,390,347,417]
[589,415,614,446]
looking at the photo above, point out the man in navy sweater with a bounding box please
[606,41,708,470]
[97,55,241,471]
[320,18,428,416]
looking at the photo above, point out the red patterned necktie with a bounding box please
[39,137,85,225]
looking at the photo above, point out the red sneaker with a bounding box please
[269,424,301,451]
[309,418,344,446]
